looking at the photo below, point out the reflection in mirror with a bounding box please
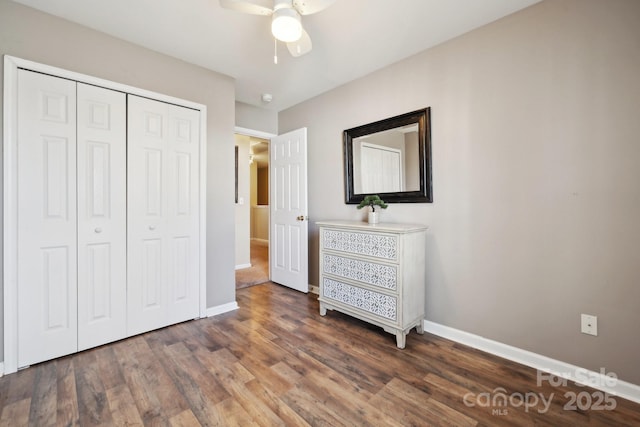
[344,108,432,204]
[352,123,420,194]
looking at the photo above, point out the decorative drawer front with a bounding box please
[323,278,397,321]
[322,229,398,261]
[322,254,397,291]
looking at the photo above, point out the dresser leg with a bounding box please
[395,332,406,349]
[416,322,424,334]
[319,303,327,316]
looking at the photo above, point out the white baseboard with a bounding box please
[206,301,239,317]
[423,320,640,404]
[0,362,4,377]
[235,263,251,270]
[309,285,319,295]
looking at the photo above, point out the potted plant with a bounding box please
[357,195,388,224]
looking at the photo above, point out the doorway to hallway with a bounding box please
[235,129,272,289]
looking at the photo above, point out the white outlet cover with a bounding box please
[581,314,598,336]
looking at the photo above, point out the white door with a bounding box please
[127,95,200,335]
[270,128,308,293]
[166,102,201,325]
[17,70,78,366]
[76,83,127,350]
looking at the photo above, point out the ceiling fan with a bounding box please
[219,0,336,61]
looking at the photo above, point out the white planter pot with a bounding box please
[368,211,379,224]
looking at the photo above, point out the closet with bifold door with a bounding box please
[11,66,203,369]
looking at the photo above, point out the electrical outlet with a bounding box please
[581,314,598,336]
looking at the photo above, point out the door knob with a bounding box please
[296,215,307,221]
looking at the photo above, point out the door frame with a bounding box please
[234,126,276,281]
[3,55,208,374]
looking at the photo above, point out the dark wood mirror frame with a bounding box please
[343,107,432,204]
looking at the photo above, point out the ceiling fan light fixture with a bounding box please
[271,8,302,42]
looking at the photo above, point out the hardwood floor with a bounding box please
[1,283,639,426]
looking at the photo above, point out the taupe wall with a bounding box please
[0,0,238,357]
[236,101,278,135]
[279,0,640,384]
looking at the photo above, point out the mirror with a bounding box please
[344,108,432,204]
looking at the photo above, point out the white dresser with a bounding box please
[317,220,427,348]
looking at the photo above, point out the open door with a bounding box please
[269,128,308,293]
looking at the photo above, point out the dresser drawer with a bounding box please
[322,277,397,321]
[322,253,398,291]
[321,228,398,261]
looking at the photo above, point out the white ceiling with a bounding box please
[12,0,541,112]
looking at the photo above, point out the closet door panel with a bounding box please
[17,70,78,367]
[77,83,127,351]
[167,104,200,323]
[142,238,164,308]
[127,96,169,335]
[127,95,200,335]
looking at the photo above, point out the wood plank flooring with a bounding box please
[1,283,639,426]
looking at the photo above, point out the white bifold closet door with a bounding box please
[77,84,127,351]
[15,70,200,368]
[17,70,127,366]
[126,95,200,336]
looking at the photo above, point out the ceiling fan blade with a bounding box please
[219,0,273,15]
[292,0,336,15]
[287,28,312,57]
